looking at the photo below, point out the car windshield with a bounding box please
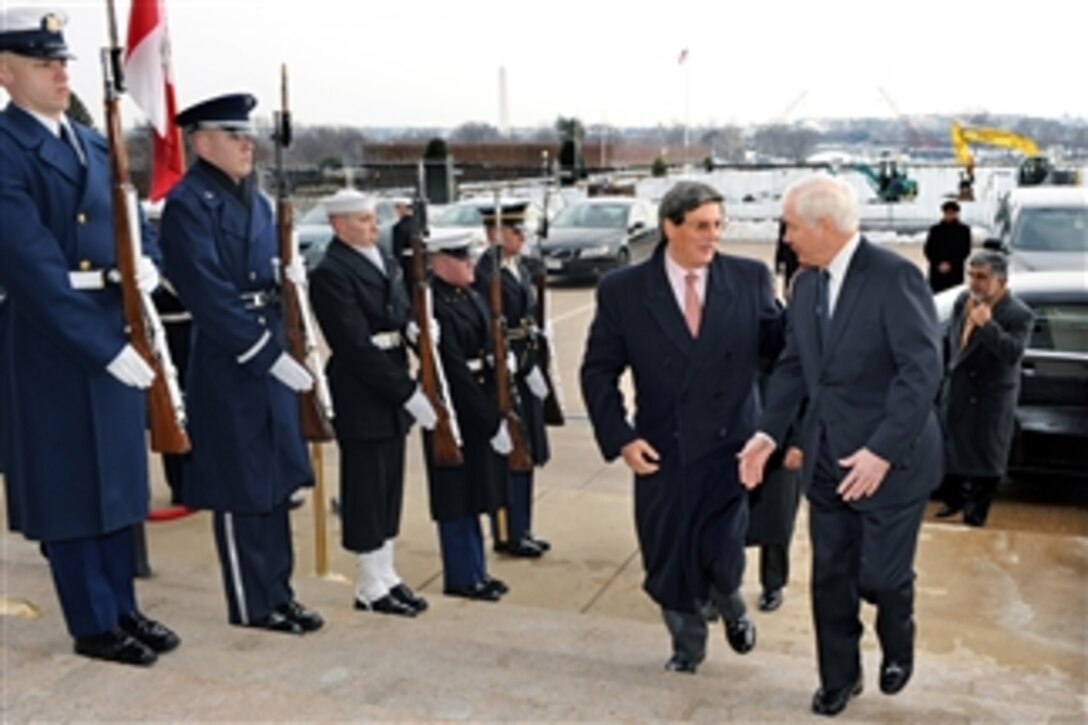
[551,204,629,229]
[434,205,484,226]
[299,206,328,225]
[1011,208,1088,252]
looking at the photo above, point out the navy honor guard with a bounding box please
[308,189,432,617]
[473,200,551,558]
[0,7,179,665]
[422,230,510,601]
[158,93,323,634]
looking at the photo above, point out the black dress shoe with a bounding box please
[879,659,913,695]
[276,600,324,632]
[443,581,502,602]
[390,584,428,613]
[724,615,756,654]
[935,503,962,518]
[354,593,417,617]
[119,612,180,653]
[812,677,863,716]
[481,576,508,596]
[74,627,157,666]
[499,537,544,558]
[664,654,702,674]
[758,588,783,612]
[526,534,551,552]
[246,610,304,634]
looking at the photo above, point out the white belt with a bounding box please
[370,331,403,350]
[159,312,192,324]
[465,357,484,373]
[68,269,120,290]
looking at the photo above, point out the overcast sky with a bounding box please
[5,0,1086,131]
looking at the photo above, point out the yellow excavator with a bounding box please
[950,121,1079,200]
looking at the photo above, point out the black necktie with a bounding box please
[59,124,85,166]
[816,268,831,349]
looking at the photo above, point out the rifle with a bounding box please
[273,64,334,442]
[102,0,189,453]
[534,176,564,426]
[409,192,463,467]
[488,197,534,473]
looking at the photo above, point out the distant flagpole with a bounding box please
[124,0,184,201]
[678,48,690,170]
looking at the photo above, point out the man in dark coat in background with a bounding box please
[0,7,178,665]
[935,251,1032,526]
[390,196,416,298]
[309,189,434,617]
[159,93,322,635]
[923,200,972,293]
[581,181,783,674]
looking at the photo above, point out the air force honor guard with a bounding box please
[308,189,433,617]
[423,229,510,601]
[158,93,323,634]
[0,7,179,665]
[474,201,552,557]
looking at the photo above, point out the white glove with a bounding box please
[403,387,438,430]
[106,344,156,389]
[506,350,518,374]
[135,256,160,293]
[284,255,308,287]
[490,420,512,455]
[270,353,315,392]
[525,365,549,400]
[406,319,440,346]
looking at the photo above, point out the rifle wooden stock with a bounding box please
[489,248,533,473]
[102,7,189,454]
[411,235,462,467]
[532,267,565,426]
[277,202,334,442]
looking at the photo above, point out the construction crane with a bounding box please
[878,86,931,149]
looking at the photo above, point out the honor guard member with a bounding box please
[473,200,551,557]
[424,229,510,601]
[308,189,433,617]
[0,7,180,665]
[158,93,323,634]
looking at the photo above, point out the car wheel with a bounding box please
[615,246,630,267]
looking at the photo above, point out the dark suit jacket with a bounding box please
[309,238,415,441]
[940,289,1033,477]
[761,238,943,509]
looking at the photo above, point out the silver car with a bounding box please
[987,187,1088,271]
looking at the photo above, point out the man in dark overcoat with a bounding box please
[923,200,972,293]
[309,189,433,616]
[159,93,322,635]
[0,7,178,664]
[581,181,783,674]
[474,200,551,558]
[936,251,1032,526]
[423,229,510,601]
[739,175,943,716]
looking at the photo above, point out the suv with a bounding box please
[987,187,1088,271]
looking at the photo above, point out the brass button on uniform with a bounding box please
[79,259,91,270]
[76,213,87,224]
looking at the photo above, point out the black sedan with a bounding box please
[538,197,659,279]
[934,270,1088,479]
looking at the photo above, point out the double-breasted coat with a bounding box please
[423,277,507,522]
[159,160,311,513]
[0,104,150,541]
[940,290,1033,478]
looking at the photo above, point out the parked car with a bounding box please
[537,197,659,278]
[934,270,1088,479]
[295,198,399,269]
[428,194,563,259]
[986,187,1088,271]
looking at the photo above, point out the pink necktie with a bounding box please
[684,272,701,337]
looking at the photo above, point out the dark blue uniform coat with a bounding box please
[581,245,783,611]
[0,104,149,541]
[158,160,310,513]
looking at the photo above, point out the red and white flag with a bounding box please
[124,0,184,201]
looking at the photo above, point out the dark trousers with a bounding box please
[809,494,926,690]
[438,515,486,590]
[43,526,137,638]
[212,500,294,625]
[759,543,789,592]
[490,470,533,544]
[941,474,1001,526]
[664,587,746,663]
